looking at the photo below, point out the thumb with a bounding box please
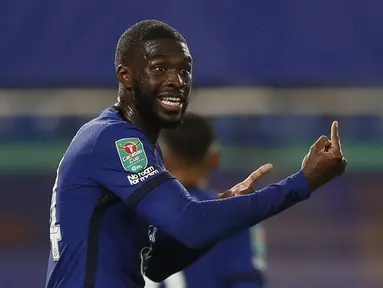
[216,190,232,199]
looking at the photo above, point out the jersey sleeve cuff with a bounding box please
[288,170,312,201]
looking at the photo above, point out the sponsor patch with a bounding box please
[115,138,148,173]
[127,166,159,185]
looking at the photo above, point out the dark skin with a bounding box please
[115,38,346,196]
[116,39,192,143]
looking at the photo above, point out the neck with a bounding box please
[116,99,160,144]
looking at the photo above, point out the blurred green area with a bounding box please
[1,141,381,172]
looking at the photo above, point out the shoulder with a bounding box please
[96,120,153,151]
[71,107,150,152]
[92,122,160,174]
[94,120,151,152]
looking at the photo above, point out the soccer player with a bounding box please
[45,19,346,288]
[146,112,267,288]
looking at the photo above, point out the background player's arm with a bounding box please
[222,230,265,288]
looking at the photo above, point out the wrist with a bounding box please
[291,170,312,199]
[301,166,319,191]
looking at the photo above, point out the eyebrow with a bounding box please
[147,53,169,60]
[148,54,193,64]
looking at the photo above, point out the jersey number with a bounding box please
[49,158,64,261]
[144,272,186,288]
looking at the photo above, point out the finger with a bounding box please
[241,163,273,187]
[330,121,341,152]
[311,135,331,152]
[231,184,244,194]
[324,141,332,152]
[216,190,232,199]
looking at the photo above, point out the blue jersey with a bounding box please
[46,107,166,288]
[146,187,266,288]
[45,106,311,288]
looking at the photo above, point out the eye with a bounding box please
[153,66,166,73]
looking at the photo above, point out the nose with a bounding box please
[166,70,185,89]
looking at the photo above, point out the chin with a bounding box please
[158,116,183,129]
[156,108,186,129]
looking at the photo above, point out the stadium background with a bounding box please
[1,1,382,287]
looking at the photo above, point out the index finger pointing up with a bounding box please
[330,121,341,152]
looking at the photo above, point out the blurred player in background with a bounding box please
[145,112,267,288]
[45,19,346,288]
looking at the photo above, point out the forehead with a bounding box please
[142,39,192,63]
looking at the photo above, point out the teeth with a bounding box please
[161,100,182,107]
[160,96,182,108]
[162,97,181,103]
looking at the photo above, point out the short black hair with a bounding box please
[114,19,186,69]
[160,113,218,165]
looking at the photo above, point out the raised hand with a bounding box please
[301,121,347,191]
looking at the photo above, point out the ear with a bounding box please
[117,65,132,89]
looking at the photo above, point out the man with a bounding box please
[146,112,267,288]
[45,19,346,288]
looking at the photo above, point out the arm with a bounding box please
[134,171,309,249]
[145,227,267,285]
[143,201,267,282]
[94,125,311,279]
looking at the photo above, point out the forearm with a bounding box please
[137,171,310,249]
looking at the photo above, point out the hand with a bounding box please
[301,121,347,191]
[217,164,273,199]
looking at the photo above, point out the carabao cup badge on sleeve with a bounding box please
[115,138,148,173]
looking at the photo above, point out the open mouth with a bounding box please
[158,96,183,111]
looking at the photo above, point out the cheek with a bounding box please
[143,77,162,93]
[138,71,155,88]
